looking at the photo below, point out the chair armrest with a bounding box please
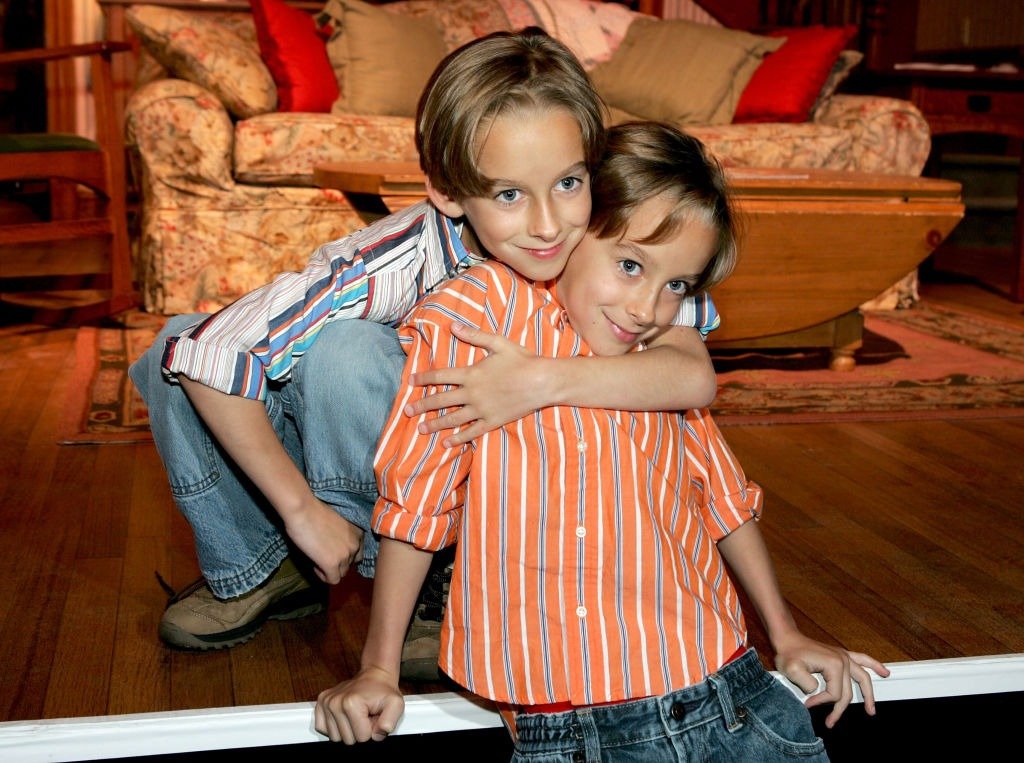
[0,41,131,67]
[813,94,932,176]
[1,41,133,167]
[126,78,236,197]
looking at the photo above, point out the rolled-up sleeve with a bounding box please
[683,408,763,541]
[159,202,460,399]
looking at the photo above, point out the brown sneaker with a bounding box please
[400,548,454,682]
[158,556,327,650]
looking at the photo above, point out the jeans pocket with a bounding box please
[730,683,827,760]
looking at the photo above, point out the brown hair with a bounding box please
[416,27,606,200]
[588,121,738,294]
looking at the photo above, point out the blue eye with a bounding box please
[667,280,690,296]
[495,188,522,204]
[557,176,582,192]
[619,260,640,276]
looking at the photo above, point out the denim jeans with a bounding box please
[511,649,828,763]
[128,314,406,597]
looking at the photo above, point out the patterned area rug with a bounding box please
[712,303,1024,425]
[60,310,167,444]
[60,302,1024,444]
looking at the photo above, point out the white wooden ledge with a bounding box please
[1,654,1021,762]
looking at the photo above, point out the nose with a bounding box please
[626,288,658,326]
[528,197,559,241]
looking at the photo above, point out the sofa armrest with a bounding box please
[234,112,420,185]
[125,78,236,198]
[813,94,931,176]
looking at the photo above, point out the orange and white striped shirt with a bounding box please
[373,262,762,706]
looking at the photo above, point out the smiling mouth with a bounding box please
[608,317,641,344]
[522,242,564,260]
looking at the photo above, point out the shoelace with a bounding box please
[154,570,205,606]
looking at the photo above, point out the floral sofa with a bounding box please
[124,0,932,315]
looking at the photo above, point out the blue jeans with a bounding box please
[511,649,828,762]
[128,314,406,597]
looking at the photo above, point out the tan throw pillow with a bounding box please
[318,0,447,117]
[125,5,277,119]
[590,18,784,126]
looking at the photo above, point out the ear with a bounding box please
[425,176,466,219]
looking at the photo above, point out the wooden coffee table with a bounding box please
[315,161,964,370]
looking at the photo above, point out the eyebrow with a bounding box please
[620,241,649,260]
[486,161,588,190]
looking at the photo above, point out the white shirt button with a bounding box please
[577,439,587,452]
[575,526,586,538]
[576,606,587,618]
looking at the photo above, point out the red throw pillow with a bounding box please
[733,25,857,124]
[250,0,339,112]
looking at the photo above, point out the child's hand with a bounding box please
[404,321,546,446]
[284,497,364,584]
[315,666,405,744]
[772,632,890,729]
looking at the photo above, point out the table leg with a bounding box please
[1013,143,1024,302]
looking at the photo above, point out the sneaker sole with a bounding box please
[159,585,327,651]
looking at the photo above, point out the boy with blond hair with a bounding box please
[130,30,720,653]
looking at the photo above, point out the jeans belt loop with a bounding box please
[708,670,744,733]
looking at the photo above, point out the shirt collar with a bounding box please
[433,206,485,267]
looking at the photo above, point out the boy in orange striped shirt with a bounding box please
[316,123,889,760]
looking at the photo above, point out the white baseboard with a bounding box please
[2,653,1021,762]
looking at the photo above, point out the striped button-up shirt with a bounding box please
[161,202,475,399]
[374,262,762,706]
[159,202,719,400]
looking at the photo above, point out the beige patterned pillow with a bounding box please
[126,5,277,119]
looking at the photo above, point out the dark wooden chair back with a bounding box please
[0,41,138,324]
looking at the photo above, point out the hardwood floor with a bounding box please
[1,273,1022,729]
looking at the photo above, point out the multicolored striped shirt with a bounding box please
[160,201,720,400]
[373,262,762,706]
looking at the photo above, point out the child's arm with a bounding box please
[179,378,363,584]
[315,538,432,744]
[160,205,447,578]
[717,520,890,729]
[404,323,715,446]
[316,264,521,743]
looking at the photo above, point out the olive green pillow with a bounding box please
[590,19,784,126]
[319,0,447,118]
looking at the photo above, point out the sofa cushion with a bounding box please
[734,25,857,123]
[250,0,338,112]
[125,4,277,119]
[383,0,534,54]
[531,0,636,70]
[319,0,447,117]
[589,18,784,126]
[314,0,636,117]
[374,0,634,68]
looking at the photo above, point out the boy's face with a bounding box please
[557,193,718,357]
[426,105,591,283]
